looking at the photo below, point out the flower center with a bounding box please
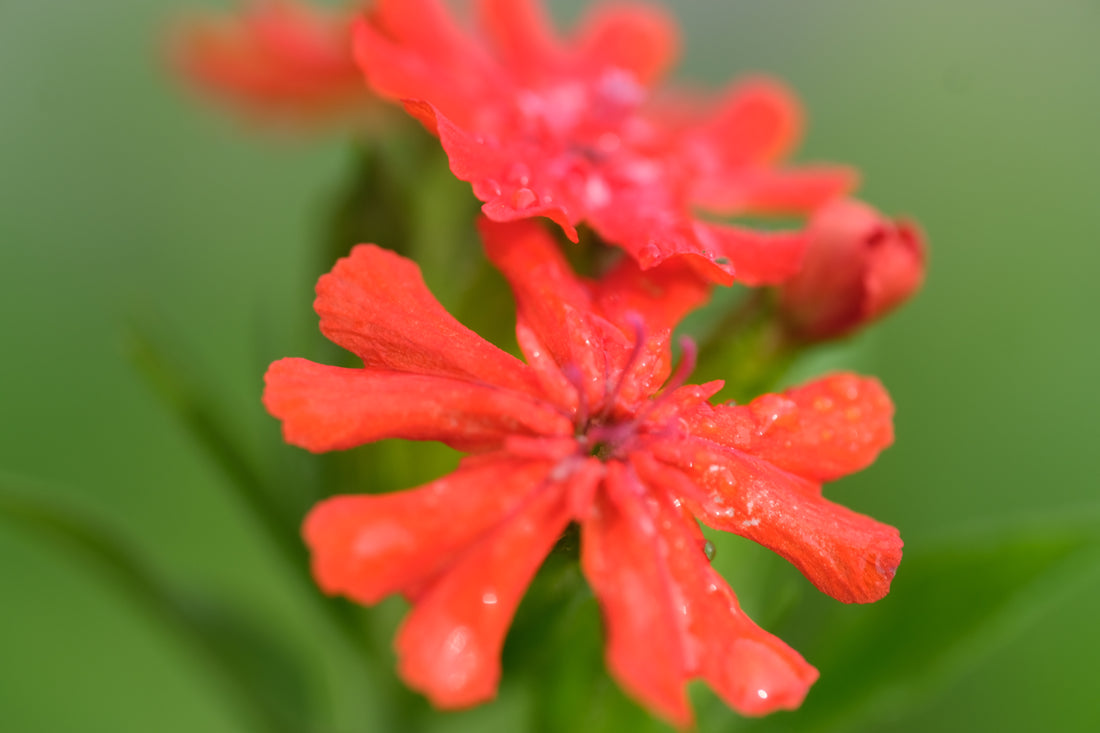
[564,323,699,463]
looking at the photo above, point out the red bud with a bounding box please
[779,199,925,341]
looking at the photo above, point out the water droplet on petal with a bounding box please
[703,540,716,562]
[756,689,769,700]
[446,626,471,654]
[584,175,611,208]
[512,187,537,209]
[485,178,502,197]
[482,591,498,605]
[639,242,662,265]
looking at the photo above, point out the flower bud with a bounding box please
[778,199,925,341]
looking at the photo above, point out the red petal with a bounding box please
[631,454,819,715]
[355,4,499,127]
[583,459,816,724]
[688,78,803,168]
[479,218,627,402]
[574,4,680,84]
[699,222,809,286]
[304,454,556,605]
[650,439,902,604]
[264,358,570,453]
[692,165,859,216]
[592,256,710,338]
[590,257,711,407]
[172,1,366,123]
[406,101,582,240]
[395,479,571,707]
[582,463,691,726]
[476,0,564,80]
[314,244,539,396]
[684,373,895,482]
[592,199,808,285]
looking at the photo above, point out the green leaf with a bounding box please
[0,476,312,733]
[126,320,307,571]
[738,527,1095,733]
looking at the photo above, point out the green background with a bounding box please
[2,0,1098,731]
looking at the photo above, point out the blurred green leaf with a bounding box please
[0,476,312,733]
[126,320,307,569]
[739,527,1096,733]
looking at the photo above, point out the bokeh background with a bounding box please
[2,0,1098,731]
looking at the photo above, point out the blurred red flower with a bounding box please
[264,219,901,725]
[172,0,374,127]
[354,0,857,284]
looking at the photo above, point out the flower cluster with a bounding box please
[174,0,925,726]
[357,0,856,285]
[265,219,903,724]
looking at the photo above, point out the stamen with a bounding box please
[561,363,590,429]
[662,336,698,395]
[632,336,699,426]
[603,311,648,411]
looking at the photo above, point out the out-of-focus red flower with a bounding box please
[264,218,902,725]
[779,199,926,342]
[172,0,373,126]
[354,0,857,285]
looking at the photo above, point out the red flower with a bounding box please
[354,0,857,285]
[172,0,373,126]
[264,219,901,725]
[778,199,927,341]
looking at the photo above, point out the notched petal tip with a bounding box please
[394,485,571,709]
[576,3,681,84]
[313,243,538,394]
[717,638,818,716]
[840,525,903,604]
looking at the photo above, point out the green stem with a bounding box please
[694,289,801,403]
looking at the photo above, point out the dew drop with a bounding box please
[584,175,611,207]
[446,626,471,654]
[639,242,662,264]
[482,591,499,605]
[756,689,769,700]
[703,540,716,562]
[512,187,538,209]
